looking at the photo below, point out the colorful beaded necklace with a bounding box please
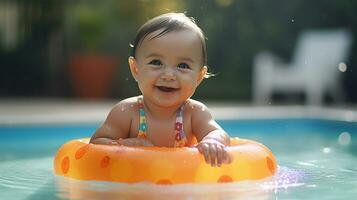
[137,97,188,147]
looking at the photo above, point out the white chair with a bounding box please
[253,29,353,105]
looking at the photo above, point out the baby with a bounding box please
[90,12,231,167]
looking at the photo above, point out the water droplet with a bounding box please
[338,132,351,146]
[201,107,205,111]
[291,19,295,23]
[323,147,331,154]
[338,62,347,72]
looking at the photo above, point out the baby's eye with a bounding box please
[177,63,191,69]
[148,59,163,66]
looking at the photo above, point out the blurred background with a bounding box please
[1,0,356,105]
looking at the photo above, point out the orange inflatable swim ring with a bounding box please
[54,138,277,184]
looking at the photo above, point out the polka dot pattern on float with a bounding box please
[266,156,276,174]
[54,138,277,184]
[217,175,233,183]
[101,156,111,168]
[61,156,70,174]
[156,179,173,185]
[75,145,89,160]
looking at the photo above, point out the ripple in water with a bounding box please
[55,166,305,200]
[0,157,305,200]
[0,157,56,199]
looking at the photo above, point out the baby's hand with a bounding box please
[117,138,154,147]
[196,138,231,167]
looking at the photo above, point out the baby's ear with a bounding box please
[128,56,139,81]
[197,66,208,85]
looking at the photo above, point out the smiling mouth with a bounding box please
[156,86,178,92]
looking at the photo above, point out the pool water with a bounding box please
[0,119,356,200]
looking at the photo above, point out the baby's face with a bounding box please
[131,29,207,108]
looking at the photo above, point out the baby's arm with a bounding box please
[90,100,153,146]
[191,102,231,167]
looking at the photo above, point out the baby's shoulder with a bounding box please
[103,97,141,131]
[117,96,140,105]
[110,96,141,114]
[184,99,210,114]
[184,99,214,126]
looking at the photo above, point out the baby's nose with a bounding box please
[161,67,176,81]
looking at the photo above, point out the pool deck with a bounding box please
[1,98,357,125]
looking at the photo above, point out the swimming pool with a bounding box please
[0,118,356,199]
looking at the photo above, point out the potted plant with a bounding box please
[67,3,118,99]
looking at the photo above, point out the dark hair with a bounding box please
[130,12,208,67]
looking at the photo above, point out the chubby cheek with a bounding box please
[181,80,199,98]
[137,80,154,95]
[137,71,156,88]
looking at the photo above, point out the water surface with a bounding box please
[0,119,356,199]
